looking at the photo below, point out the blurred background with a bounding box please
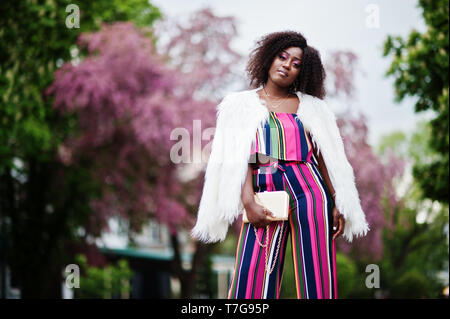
[0,0,448,299]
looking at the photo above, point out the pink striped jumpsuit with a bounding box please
[227,111,338,299]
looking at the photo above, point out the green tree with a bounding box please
[74,254,133,299]
[373,126,449,299]
[335,253,358,298]
[0,0,161,298]
[382,0,449,204]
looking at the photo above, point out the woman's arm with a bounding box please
[241,163,274,228]
[314,144,336,201]
[241,163,256,207]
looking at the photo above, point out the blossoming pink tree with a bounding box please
[335,112,405,260]
[49,22,188,236]
[320,51,406,261]
[48,7,242,297]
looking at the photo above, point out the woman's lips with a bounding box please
[277,70,288,77]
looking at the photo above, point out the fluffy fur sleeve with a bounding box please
[315,98,370,242]
[190,93,234,243]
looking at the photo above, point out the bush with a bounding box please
[73,254,133,299]
[336,252,358,298]
[391,269,430,298]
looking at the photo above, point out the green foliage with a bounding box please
[382,0,449,204]
[0,0,162,298]
[335,253,358,298]
[408,120,436,164]
[74,254,133,299]
[374,125,449,299]
[0,0,161,171]
[391,269,430,298]
[376,131,408,158]
[90,0,161,28]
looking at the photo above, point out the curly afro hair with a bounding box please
[246,30,326,99]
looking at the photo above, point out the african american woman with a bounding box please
[191,31,369,299]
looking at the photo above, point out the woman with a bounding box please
[191,31,369,299]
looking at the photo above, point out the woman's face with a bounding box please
[267,46,303,87]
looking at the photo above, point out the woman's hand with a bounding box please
[332,207,345,241]
[244,201,275,228]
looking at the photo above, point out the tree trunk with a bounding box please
[0,168,15,298]
[7,158,74,298]
[170,233,207,298]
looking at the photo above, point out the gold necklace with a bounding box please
[263,86,290,110]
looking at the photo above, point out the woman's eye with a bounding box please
[278,53,300,68]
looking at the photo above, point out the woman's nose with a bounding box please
[282,61,291,70]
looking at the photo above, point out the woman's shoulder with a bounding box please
[297,91,336,121]
[297,91,325,110]
[297,91,325,105]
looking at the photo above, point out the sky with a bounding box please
[151,0,431,147]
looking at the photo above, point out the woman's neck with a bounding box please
[262,81,291,99]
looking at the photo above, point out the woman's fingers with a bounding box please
[253,207,274,228]
[332,208,339,240]
[251,208,263,228]
[332,208,345,241]
[337,216,345,239]
[332,214,345,241]
[264,208,276,219]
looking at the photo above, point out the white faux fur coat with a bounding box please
[191,86,369,243]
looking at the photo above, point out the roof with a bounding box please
[98,246,235,265]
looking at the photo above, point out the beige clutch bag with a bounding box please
[242,190,290,223]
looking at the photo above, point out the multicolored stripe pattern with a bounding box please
[250,111,315,164]
[228,160,338,299]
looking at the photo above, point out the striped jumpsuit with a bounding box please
[227,111,338,299]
